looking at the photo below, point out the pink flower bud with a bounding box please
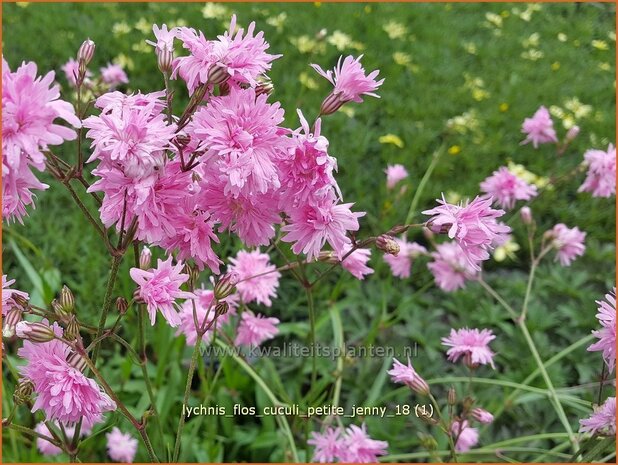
[140,246,152,270]
[471,407,494,424]
[16,321,56,343]
[520,206,533,225]
[207,62,230,86]
[77,39,96,66]
[2,308,23,338]
[156,44,174,74]
[565,125,580,143]
[376,235,400,256]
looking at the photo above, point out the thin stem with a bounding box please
[427,393,458,463]
[5,424,64,450]
[329,305,344,408]
[404,144,444,227]
[597,360,607,405]
[476,278,518,320]
[91,255,122,365]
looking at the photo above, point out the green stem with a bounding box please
[6,423,64,450]
[404,144,444,227]
[172,338,201,462]
[91,254,122,365]
[214,339,299,462]
[329,305,344,408]
[428,393,458,462]
[517,320,577,451]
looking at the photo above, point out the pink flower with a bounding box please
[235,311,279,347]
[34,422,62,456]
[587,288,616,372]
[18,321,116,427]
[83,91,175,178]
[521,106,558,148]
[428,242,478,292]
[282,193,364,261]
[106,427,138,463]
[100,63,129,87]
[130,256,195,327]
[547,223,586,266]
[341,245,374,280]
[176,289,237,346]
[578,144,616,198]
[189,87,288,197]
[146,24,179,51]
[2,274,29,315]
[228,250,280,306]
[451,420,479,452]
[441,328,496,368]
[2,58,80,223]
[311,55,384,114]
[579,397,616,435]
[61,58,91,87]
[198,169,281,247]
[385,164,408,190]
[35,421,90,456]
[383,239,427,279]
[339,424,389,463]
[388,358,430,395]
[279,110,339,211]
[308,427,344,463]
[471,407,494,424]
[479,166,538,209]
[423,195,511,270]
[173,16,280,93]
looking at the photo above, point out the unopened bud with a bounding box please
[64,316,80,342]
[520,206,533,225]
[565,125,580,143]
[207,62,230,86]
[12,293,29,309]
[156,44,174,74]
[319,91,346,116]
[2,308,23,338]
[376,235,400,256]
[215,301,229,317]
[15,322,55,343]
[214,272,239,301]
[139,246,152,270]
[77,39,95,66]
[447,387,457,406]
[471,407,494,424]
[59,285,75,314]
[13,378,34,405]
[462,396,475,412]
[219,81,231,96]
[418,409,439,425]
[115,297,128,315]
[67,352,88,372]
[51,299,68,320]
[255,76,274,97]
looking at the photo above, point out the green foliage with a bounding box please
[2,2,615,463]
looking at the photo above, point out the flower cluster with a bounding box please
[2,58,80,223]
[479,166,538,209]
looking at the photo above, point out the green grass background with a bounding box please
[2,2,616,463]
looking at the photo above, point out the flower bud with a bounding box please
[418,408,439,426]
[207,62,230,86]
[77,39,96,66]
[156,44,174,74]
[64,316,81,342]
[255,76,274,97]
[447,387,457,406]
[215,301,229,317]
[214,272,239,301]
[565,125,580,143]
[115,297,129,315]
[520,206,533,225]
[16,322,55,343]
[67,352,88,372]
[319,91,345,116]
[2,308,23,338]
[13,378,34,405]
[59,285,75,314]
[12,293,29,309]
[139,246,152,270]
[376,235,400,256]
[471,407,494,424]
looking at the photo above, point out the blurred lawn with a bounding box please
[2,2,616,463]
